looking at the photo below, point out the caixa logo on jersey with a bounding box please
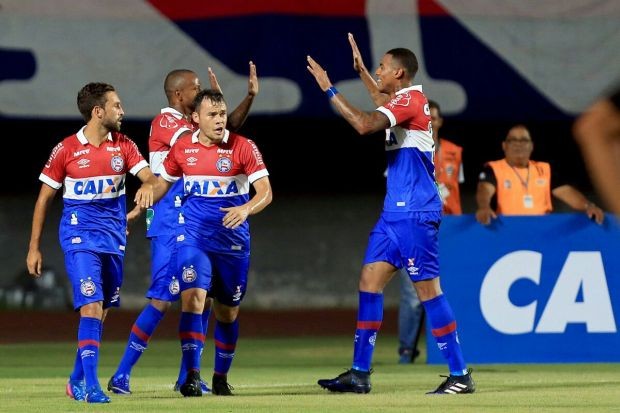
[480,251,616,335]
[73,176,126,196]
[185,179,240,197]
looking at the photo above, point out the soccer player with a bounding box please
[307,33,475,394]
[108,63,258,395]
[26,82,157,403]
[147,89,272,397]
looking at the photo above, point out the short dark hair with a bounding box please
[164,69,196,100]
[193,89,226,112]
[77,82,115,122]
[428,100,442,117]
[386,48,418,80]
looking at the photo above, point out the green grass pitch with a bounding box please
[1,335,619,412]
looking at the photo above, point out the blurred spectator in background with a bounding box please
[396,99,464,364]
[476,124,604,225]
[574,85,620,215]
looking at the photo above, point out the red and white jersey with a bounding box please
[149,107,195,174]
[161,129,269,254]
[40,126,148,254]
[147,107,195,237]
[377,85,442,212]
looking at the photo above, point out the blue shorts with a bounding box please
[363,211,441,282]
[145,235,181,302]
[64,250,123,311]
[176,241,249,307]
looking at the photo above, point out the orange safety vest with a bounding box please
[435,139,463,215]
[487,159,552,215]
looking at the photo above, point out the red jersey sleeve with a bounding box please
[119,135,148,175]
[40,141,67,189]
[240,138,269,184]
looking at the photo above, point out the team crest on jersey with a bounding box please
[504,180,512,189]
[80,277,96,297]
[169,277,180,295]
[388,92,411,109]
[216,156,233,173]
[182,266,197,283]
[110,155,124,172]
[160,114,179,129]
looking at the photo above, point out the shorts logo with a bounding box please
[110,155,124,172]
[110,287,120,303]
[216,157,232,173]
[169,277,180,295]
[406,258,419,276]
[232,285,243,302]
[182,266,197,283]
[80,277,96,297]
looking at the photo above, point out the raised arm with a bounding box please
[306,55,390,135]
[348,33,390,106]
[222,61,259,131]
[26,184,58,277]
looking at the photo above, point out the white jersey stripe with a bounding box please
[149,150,169,175]
[39,173,62,190]
[248,168,269,184]
[129,160,149,176]
[376,106,397,127]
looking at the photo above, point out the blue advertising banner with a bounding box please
[427,214,620,364]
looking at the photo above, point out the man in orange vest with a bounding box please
[397,100,464,364]
[476,124,604,225]
[431,100,464,215]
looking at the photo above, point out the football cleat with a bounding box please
[317,368,372,394]
[66,379,86,401]
[174,378,211,394]
[212,374,234,396]
[427,368,475,394]
[180,370,203,397]
[107,374,131,395]
[84,385,111,403]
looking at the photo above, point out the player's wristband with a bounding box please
[326,86,339,99]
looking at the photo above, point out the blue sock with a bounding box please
[422,294,467,376]
[177,305,211,384]
[213,319,239,376]
[78,316,102,389]
[352,291,383,372]
[115,304,164,377]
[179,312,203,379]
[69,348,84,381]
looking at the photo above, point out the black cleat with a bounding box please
[212,374,234,396]
[317,369,372,394]
[427,368,475,394]
[180,370,203,397]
